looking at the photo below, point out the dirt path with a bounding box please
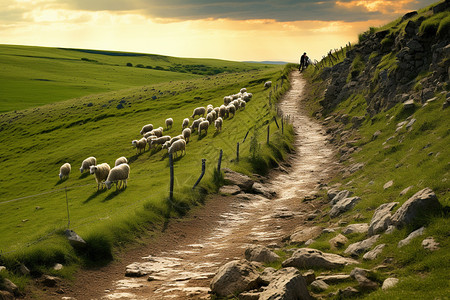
[45,71,336,299]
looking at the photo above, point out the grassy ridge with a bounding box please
[0,47,294,285]
[0,44,270,112]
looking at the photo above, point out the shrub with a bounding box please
[126,62,132,67]
[437,15,450,36]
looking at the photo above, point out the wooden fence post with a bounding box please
[65,186,70,229]
[267,124,270,144]
[243,130,250,143]
[236,142,240,162]
[192,159,206,190]
[273,116,279,129]
[169,153,174,200]
[282,115,284,134]
[218,149,223,173]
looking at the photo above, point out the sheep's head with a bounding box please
[59,173,63,179]
[89,165,97,174]
[131,140,137,147]
[79,167,84,173]
[105,181,112,189]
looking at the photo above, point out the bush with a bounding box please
[126,62,132,67]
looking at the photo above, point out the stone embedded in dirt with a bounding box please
[422,236,440,251]
[327,188,340,200]
[282,248,359,270]
[342,223,369,235]
[219,185,241,195]
[19,264,30,275]
[259,267,312,300]
[64,229,86,249]
[316,274,351,284]
[302,270,316,285]
[350,267,378,291]
[244,245,280,263]
[368,202,399,236]
[363,244,386,260]
[382,278,399,290]
[302,191,319,202]
[210,260,262,297]
[251,182,276,198]
[344,235,380,256]
[339,286,360,298]
[398,226,425,248]
[329,233,348,248]
[223,168,254,192]
[391,188,442,228]
[272,210,295,219]
[383,180,394,190]
[41,275,61,287]
[347,163,364,174]
[290,226,323,245]
[329,190,353,205]
[239,291,261,300]
[329,196,361,218]
[403,99,415,109]
[310,279,329,292]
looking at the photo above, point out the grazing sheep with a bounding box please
[140,124,153,135]
[190,118,204,132]
[230,99,240,109]
[219,105,227,118]
[80,156,97,173]
[132,138,147,153]
[144,131,156,139]
[264,81,272,89]
[213,107,220,116]
[59,163,71,179]
[239,99,246,110]
[198,120,210,136]
[232,93,240,100]
[165,118,173,130]
[191,107,206,119]
[162,141,171,149]
[206,112,215,124]
[227,104,236,118]
[150,135,171,149]
[168,139,186,158]
[223,96,233,105]
[207,104,214,113]
[150,127,164,137]
[182,118,189,129]
[105,163,130,190]
[169,135,184,145]
[182,128,191,142]
[90,163,111,190]
[240,88,247,93]
[215,117,223,132]
[115,156,128,166]
[242,92,253,102]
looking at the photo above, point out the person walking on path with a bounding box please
[299,52,308,72]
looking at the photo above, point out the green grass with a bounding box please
[0,46,295,285]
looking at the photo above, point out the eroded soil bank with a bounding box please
[39,71,337,300]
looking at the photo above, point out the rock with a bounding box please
[348,163,364,174]
[210,260,262,297]
[329,196,361,218]
[245,245,280,263]
[2,279,18,295]
[327,188,340,200]
[316,274,351,284]
[251,182,276,198]
[19,264,30,275]
[0,291,14,300]
[260,267,277,284]
[391,188,442,228]
[239,291,261,300]
[405,118,416,130]
[53,263,63,271]
[41,275,60,287]
[329,233,348,248]
[350,267,378,291]
[422,236,440,251]
[368,202,398,236]
[223,168,254,192]
[290,226,323,244]
[400,186,413,196]
[342,223,369,235]
[383,180,394,190]
[0,266,6,272]
[382,278,399,290]
[398,226,425,248]
[302,270,316,285]
[310,280,329,292]
[259,267,312,300]
[403,99,415,109]
[303,191,319,202]
[330,190,353,205]
[219,185,241,195]
[344,235,380,256]
[64,229,86,249]
[339,286,359,297]
[385,225,396,234]
[372,130,382,140]
[402,11,418,21]
[363,244,386,260]
[282,248,358,270]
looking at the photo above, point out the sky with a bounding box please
[0,0,438,62]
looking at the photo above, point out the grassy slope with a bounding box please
[299,1,449,298]
[0,47,295,283]
[0,44,267,112]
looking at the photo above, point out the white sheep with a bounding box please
[132,137,147,153]
[150,135,171,149]
[90,163,111,190]
[215,117,223,132]
[165,118,173,130]
[169,135,184,145]
[80,156,97,173]
[182,127,191,142]
[239,99,246,110]
[240,88,247,93]
[144,131,156,139]
[213,107,220,116]
[219,105,227,118]
[140,124,153,135]
[264,81,272,89]
[162,141,171,149]
[105,163,130,190]
[207,104,214,113]
[191,107,206,119]
[168,139,186,158]
[242,92,253,102]
[59,163,71,179]
[182,118,189,129]
[206,112,215,124]
[224,96,233,105]
[227,104,236,118]
[198,120,210,136]
[190,117,204,132]
[115,156,128,166]
[149,127,163,137]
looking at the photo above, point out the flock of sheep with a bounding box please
[57,87,257,191]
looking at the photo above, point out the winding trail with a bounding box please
[55,71,336,300]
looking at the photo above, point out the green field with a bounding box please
[0,45,294,281]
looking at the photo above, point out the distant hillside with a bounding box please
[0,45,273,112]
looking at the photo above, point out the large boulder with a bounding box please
[290,226,323,244]
[344,235,380,256]
[259,267,312,300]
[282,248,358,270]
[210,260,262,297]
[329,196,361,218]
[342,223,369,235]
[223,168,254,192]
[368,202,398,236]
[245,245,280,263]
[329,190,353,205]
[391,188,442,228]
[329,233,348,248]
